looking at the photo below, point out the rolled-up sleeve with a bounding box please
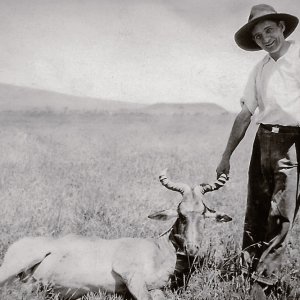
[240,64,259,115]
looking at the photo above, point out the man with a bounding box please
[216,4,300,298]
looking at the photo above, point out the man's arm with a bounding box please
[216,105,252,176]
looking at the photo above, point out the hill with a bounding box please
[143,102,229,116]
[0,83,231,116]
[0,83,144,112]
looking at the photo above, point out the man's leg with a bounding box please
[254,135,300,285]
[242,130,273,275]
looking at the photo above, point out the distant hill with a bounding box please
[0,83,144,112]
[143,102,229,115]
[0,83,230,116]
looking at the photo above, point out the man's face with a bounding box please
[252,20,286,55]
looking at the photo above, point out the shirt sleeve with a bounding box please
[240,64,259,114]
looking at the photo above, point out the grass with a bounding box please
[0,110,299,299]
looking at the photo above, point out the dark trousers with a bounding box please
[242,125,300,285]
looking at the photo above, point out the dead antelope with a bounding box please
[0,170,232,300]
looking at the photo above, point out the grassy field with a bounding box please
[0,110,299,299]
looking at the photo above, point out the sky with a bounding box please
[0,0,299,111]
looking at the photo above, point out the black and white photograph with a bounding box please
[0,1,299,299]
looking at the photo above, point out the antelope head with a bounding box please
[148,169,232,256]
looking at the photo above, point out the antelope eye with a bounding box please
[179,214,187,224]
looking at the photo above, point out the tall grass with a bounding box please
[0,111,299,299]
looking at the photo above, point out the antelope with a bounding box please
[0,170,232,300]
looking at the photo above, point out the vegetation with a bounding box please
[0,110,299,299]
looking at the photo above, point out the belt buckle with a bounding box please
[271,126,279,133]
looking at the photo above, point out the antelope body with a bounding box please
[0,171,231,300]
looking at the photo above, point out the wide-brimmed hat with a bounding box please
[234,4,299,51]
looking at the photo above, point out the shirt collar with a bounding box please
[263,40,296,63]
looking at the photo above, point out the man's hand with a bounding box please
[216,157,230,178]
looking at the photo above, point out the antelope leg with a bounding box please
[113,270,152,300]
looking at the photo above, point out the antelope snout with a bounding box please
[184,242,200,256]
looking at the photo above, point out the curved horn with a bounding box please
[198,173,228,194]
[159,169,191,196]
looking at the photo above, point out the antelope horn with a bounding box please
[198,173,228,194]
[159,169,191,196]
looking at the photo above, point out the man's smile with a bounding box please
[264,40,275,48]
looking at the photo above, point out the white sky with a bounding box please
[0,0,299,111]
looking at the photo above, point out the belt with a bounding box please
[260,124,300,134]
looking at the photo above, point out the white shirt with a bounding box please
[241,40,300,126]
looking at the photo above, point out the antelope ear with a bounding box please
[148,209,178,221]
[204,211,232,222]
